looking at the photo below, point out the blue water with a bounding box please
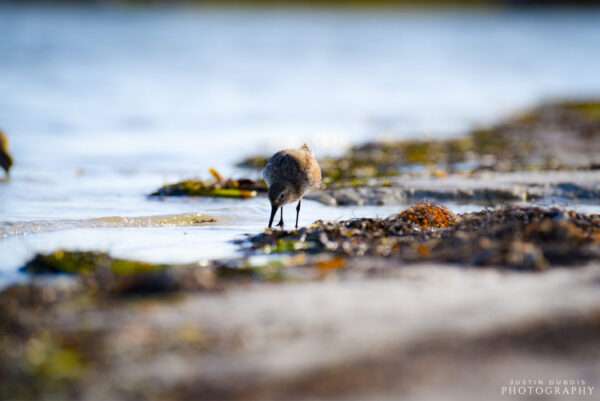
[1,4,600,281]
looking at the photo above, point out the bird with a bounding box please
[262,144,322,229]
[0,131,13,178]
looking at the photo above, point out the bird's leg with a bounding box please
[276,207,284,229]
[295,199,302,229]
[268,204,278,229]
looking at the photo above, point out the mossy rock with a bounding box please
[20,251,292,296]
[216,261,286,282]
[150,178,267,198]
[23,251,166,276]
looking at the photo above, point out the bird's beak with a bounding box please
[268,204,278,229]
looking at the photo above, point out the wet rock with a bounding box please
[24,251,168,276]
[19,250,307,298]
[308,170,600,206]
[22,251,221,296]
[304,190,337,206]
[150,168,267,199]
[327,188,369,206]
[150,179,266,199]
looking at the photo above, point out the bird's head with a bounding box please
[269,181,294,208]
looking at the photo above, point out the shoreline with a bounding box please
[2,98,600,400]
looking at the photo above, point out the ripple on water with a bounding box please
[0,213,217,239]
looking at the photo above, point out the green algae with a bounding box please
[23,251,167,276]
[25,332,86,382]
[150,169,267,198]
[269,238,312,253]
[251,260,287,282]
[151,179,259,198]
[20,251,218,297]
[20,250,296,297]
[216,260,286,282]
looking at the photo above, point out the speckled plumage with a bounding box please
[262,144,321,229]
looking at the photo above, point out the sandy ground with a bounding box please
[3,261,598,401]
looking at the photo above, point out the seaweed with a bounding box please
[23,251,166,276]
[241,205,600,271]
[150,168,267,198]
[21,251,216,296]
[215,260,287,282]
[19,250,294,296]
[397,202,457,229]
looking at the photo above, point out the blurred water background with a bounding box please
[1,3,600,282]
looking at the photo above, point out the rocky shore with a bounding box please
[155,100,600,206]
[2,203,600,400]
[2,99,600,400]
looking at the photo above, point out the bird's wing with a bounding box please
[307,159,322,189]
[263,151,303,185]
[299,149,321,189]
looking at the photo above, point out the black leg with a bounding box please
[276,207,284,228]
[268,204,277,228]
[295,199,302,229]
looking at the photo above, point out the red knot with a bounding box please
[262,144,322,229]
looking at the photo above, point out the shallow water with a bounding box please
[2,5,600,283]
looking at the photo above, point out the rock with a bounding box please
[149,169,267,199]
[310,171,600,206]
